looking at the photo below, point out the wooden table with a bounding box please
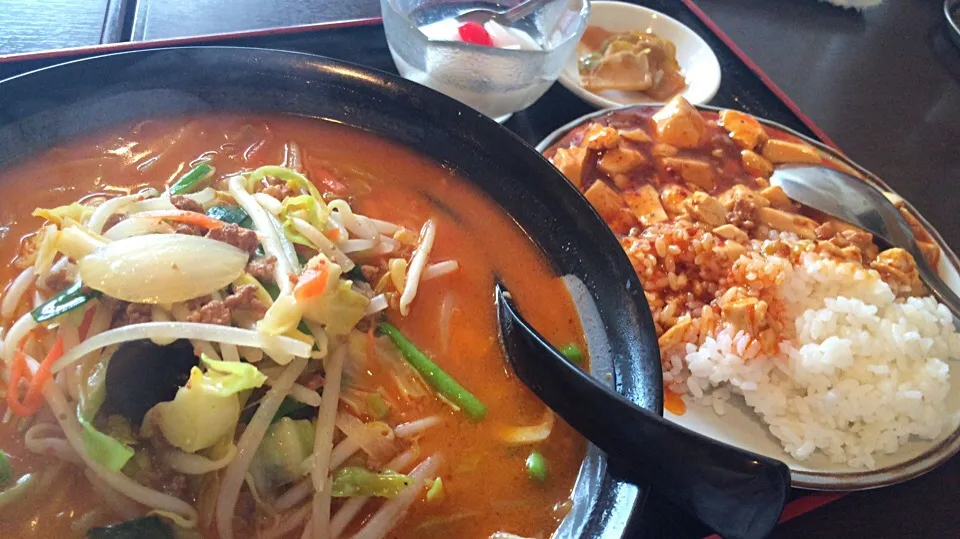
[1,0,958,537]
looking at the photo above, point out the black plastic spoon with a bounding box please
[496,284,790,539]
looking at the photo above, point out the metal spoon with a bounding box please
[770,165,960,320]
[456,0,553,25]
[496,284,790,539]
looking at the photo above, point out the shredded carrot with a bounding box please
[78,306,96,340]
[6,335,34,417]
[7,353,32,417]
[21,335,64,413]
[294,263,330,302]
[310,166,348,194]
[134,210,225,229]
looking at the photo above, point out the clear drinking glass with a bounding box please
[381,0,590,122]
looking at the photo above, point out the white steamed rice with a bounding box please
[665,251,960,468]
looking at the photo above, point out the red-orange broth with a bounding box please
[0,116,587,538]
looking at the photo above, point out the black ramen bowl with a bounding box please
[0,47,662,537]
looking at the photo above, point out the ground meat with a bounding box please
[113,302,152,327]
[169,195,204,214]
[44,267,72,292]
[185,285,265,325]
[174,223,205,236]
[360,265,380,283]
[103,213,127,232]
[186,300,231,325]
[158,473,189,499]
[259,177,297,201]
[245,256,277,281]
[206,223,259,254]
[224,284,266,314]
[816,221,879,264]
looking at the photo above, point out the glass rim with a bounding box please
[382,0,592,57]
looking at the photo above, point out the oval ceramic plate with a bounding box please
[558,1,721,108]
[0,46,661,538]
[537,104,960,490]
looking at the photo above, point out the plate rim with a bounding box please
[536,102,960,491]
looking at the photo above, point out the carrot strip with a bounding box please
[310,166,347,194]
[134,210,225,229]
[78,305,96,340]
[6,335,34,417]
[294,264,331,302]
[21,335,64,413]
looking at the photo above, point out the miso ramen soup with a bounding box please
[0,116,587,539]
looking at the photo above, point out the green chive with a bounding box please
[379,323,487,421]
[169,163,215,196]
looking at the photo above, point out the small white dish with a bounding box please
[558,1,722,108]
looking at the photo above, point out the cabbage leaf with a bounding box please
[331,467,412,498]
[199,355,267,397]
[77,411,134,472]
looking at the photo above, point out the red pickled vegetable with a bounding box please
[458,22,493,47]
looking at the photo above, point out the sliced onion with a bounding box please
[335,412,397,464]
[229,176,298,291]
[3,312,37,363]
[103,217,173,241]
[79,234,248,304]
[253,193,282,216]
[340,239,376,254]
[52,322,312,373]
[422,261,459,281]
[125,198,176,214]
[291,217,354,271]
[364,294,389,316]
[88,191,156,234]
[394,416,442,439]
[183,187,218,209]
[164,444,237,475]
[329,200,378,239]
[498,410,555,444]
[399,220,436,316]
[366,218,401,235]
[2,267,35,319]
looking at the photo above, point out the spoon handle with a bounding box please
[865,185,960,321]
[501,0,554,23]
[497,290,790,539]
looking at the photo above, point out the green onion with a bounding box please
[379,323,487,421]
[206,205,253,229]
[168,163,215,196]
[331,467,412,498]
[559,343,584,364]
[426,477,444,502]
[0,473,36,511]
[272,396,307,422]
[0,451,11,486]
[31,280,100,323]
[366,392,390,419]
[525,451,548,483]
